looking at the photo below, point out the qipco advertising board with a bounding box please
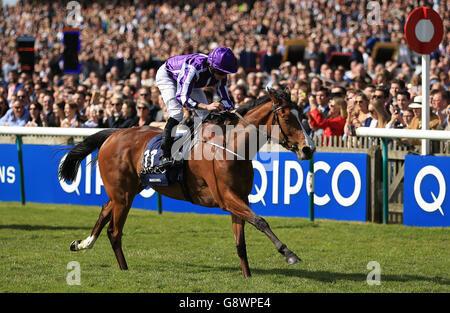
[249,152,367,221]
[0,144,368,222]
[403,155,450,227]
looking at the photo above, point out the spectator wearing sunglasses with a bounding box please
[105,95,124,128]
[373,86,390,117]
[136,99,152,127]
[0,99,30,126]
[367,99,390,128]
[138,87,162,123]
[16,88,30,108]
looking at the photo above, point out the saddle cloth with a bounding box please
[139,133,184,187]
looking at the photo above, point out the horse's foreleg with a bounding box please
[226,197,301,266]
[231,215,251,278]
[70,200,113,251]
[249,214,301,265]
[107,200,131,270]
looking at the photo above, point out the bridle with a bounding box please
[234,99,304,153]
[270,102,301,153]
[204,93,315,160]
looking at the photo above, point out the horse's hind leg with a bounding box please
[232,215,251,278]
[70,200,113,251]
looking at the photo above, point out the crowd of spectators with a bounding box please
[0,0,449,149]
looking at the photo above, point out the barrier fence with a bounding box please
[1,126,449,227]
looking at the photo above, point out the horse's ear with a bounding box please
[284,86,291,95]
[267,87,278,104]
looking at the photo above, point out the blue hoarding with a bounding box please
[404,155,450,227]
[0,144,367,221]
[249,152,367,221]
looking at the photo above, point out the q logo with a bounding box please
[414,165,446,216]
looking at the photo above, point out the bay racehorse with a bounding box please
[58,88,315,278]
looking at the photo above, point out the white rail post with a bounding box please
[421,54,430,155]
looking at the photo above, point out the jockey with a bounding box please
[145,46,238,173]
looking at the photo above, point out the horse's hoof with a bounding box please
[70,240,81,251]
[286,254,301,265]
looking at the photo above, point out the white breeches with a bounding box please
[155,63,210,122]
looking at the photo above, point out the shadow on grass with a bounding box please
[182,263,450,286]
[0,224,92,231]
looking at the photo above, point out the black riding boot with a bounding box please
[157,117,180,169]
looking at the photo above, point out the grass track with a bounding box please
[0,201,449,293]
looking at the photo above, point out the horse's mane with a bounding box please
[235,95,270,116]
[235,89,292,116]
[203,89,293,124]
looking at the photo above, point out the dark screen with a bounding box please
[63,32,80,72]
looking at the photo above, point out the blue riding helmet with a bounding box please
[208,47,238,74]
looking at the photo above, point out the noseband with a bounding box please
[271,103,300,153]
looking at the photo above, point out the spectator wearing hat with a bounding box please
[406,96,440,131]
[402,96,441,147]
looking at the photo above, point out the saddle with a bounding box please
[140,111,238,187]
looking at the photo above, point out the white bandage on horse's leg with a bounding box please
[78,235,97,250]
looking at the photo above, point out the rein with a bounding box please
[193,96,314,160]
[234,102,300,153]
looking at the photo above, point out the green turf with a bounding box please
[0,201,449,293]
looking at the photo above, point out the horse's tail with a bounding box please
[58,129,118,183]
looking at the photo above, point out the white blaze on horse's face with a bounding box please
[290,108,315,160]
